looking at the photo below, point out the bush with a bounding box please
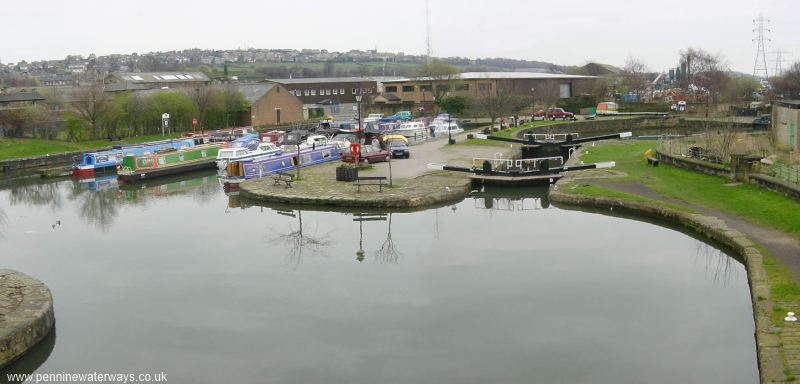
[64,115,89,142]
[557,95,598,114]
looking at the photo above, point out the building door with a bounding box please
[276,109,281,124]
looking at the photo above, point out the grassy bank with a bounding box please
[0,133,184,161]
[577,140,800,235]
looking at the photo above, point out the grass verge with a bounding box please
[0,133,185,161]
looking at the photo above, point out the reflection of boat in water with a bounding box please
[118,144,222,183]
[118,169,217,200]
[470,185,551,210]
[78,175,120,191]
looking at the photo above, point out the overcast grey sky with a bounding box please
[2,0,797,74]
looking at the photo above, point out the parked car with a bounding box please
[387,139,410,158]
[341,145,390,164]
[545,108,576,120]
[753,115,771,130]
[386,111,413,122]
[532,110,546,121]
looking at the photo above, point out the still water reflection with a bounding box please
[0,172,757,383]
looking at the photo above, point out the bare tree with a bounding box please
[374,213,401,264]
[471,86,528,130]
[190,86,217,130]
[72,79,110,138]
[536,80,561,108]
[222,83,248,128]
[772,62,800,99]
[415,62,460,101]
[620,56,650,93]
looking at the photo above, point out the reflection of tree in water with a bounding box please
[7,181,63,211]
[271,210,332,270]
[375,213,401,264]
[696,242,738,286]
[67,181,120,231]
[190,178,220,204]
[0,207,7,238]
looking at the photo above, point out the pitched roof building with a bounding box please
[237,83,304,126]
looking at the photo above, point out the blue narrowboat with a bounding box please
[223,144,341,185]
[73,138,196,177]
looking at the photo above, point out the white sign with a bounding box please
[162,113,170,119]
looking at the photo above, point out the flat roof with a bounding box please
[265,76,403,85]
[775,100,800,108]
[383,72,596,83]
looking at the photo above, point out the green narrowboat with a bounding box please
[118,144,222,182]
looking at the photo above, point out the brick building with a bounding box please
[379,72,597,108]
[237,83,304,126]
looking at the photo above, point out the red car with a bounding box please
[532,110,546,121]
[341,145,390,164]
[545,108,576,120]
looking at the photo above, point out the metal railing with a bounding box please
[522,133,580,142]
[769,164,800,185]
[472,156,564,172]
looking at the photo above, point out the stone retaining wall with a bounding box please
[656,150,733,178]
[549,187,784,383]
[750,173,800,202]
[0,269,55,368]
[1,151,83,173]
[517,117,753,138]
[239,173,471,209]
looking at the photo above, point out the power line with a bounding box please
[752,14,771,79]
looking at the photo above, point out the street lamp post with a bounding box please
[355,94,363,164]
[530,87,536,122]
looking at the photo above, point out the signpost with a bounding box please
[161,113,170,136]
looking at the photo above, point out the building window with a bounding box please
[311,90,316,96]
[437,84,450,92]
[326,89,331,95]
[333,89,339,95]
[351,88,358,94]
[304,90,310,96]
[340,88,345,94]
[367,88,373,94]
[320,89,324,95]
[478,83,492,91]
[402,85,415,92]
[385,86,397,93]
[420,85,431,92]
[456,83,469,91]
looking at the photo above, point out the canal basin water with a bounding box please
[0,171,757,383]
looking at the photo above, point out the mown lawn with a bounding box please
[579,140,800,236]
[0,133,184,161]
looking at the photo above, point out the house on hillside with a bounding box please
[237,83,304,126]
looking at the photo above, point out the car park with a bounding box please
[341,145,390,164]
[386,139,410,158]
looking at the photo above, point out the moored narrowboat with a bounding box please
[73,138,196,177]
[223,144,341,186]
[118,144,222,182]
